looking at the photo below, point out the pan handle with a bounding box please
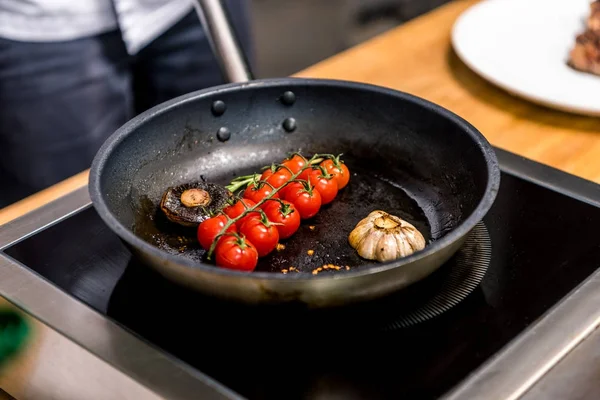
[192,0,254,83]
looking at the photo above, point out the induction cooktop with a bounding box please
[2,148,600,400]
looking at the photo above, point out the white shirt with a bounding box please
[0,0,195,55]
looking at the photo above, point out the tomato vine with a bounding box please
[205,153,341,259]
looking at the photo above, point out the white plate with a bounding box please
[451,0,600,116]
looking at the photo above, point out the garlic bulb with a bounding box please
[348,210,426,262]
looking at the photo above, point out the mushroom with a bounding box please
[160,181,232,227]
[348,210,426,262]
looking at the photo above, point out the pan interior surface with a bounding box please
[92,79,497,278]
[133,155,432,274]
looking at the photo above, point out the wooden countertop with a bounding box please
[0,0,599,226]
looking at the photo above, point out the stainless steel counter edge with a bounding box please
[520,316,600,399]
[0,187,92,252]
[444,149,600,400]
[0,188,243,400]
[443,270,600,400]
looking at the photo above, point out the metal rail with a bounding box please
[0,191,242,400]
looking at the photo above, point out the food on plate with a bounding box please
[348,210,425,262]
[569,31,600,76]
[568,1,600,76]
[160,182,232,227]
[588,1,600,33]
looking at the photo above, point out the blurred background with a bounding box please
[0,0,452,209]
[251,0,452,77]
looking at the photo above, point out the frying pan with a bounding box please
[89,0,500,308]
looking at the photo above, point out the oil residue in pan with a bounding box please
[132,165,432,274]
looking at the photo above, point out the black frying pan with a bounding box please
[89,0,500,307]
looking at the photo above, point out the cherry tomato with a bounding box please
[284,181,322,219]
[215,235,258,272]
[277,184,291,200]
[223,198,256,219]
[263,200,301,239]
[239,216,279,257]
[297,166,314,183]
[223,198,261,228]
[305,168,338,204]
[260,199,281,211]
[236,211,261,229]
[320,158,350,189]
[243,183,280,204]
[261,166,292,189]
[197,214,237,250]
[281,154,307,174]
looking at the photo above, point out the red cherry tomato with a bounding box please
[223,198,256,219]
[236,211,261,229]
[284,182,322,219]
[243,183,279,204]
[261,166,292,189]
[281,154,307,174]
[297,166,313,183]
[260,199,281,211]
[239,216,279,257]
[320,158,350,189]
[215,235,258,272]
[223,198,261,228]
[305,168,338,204]
[197,214,236,250]
[263,200,301,239]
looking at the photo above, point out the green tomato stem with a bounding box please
[225,174,261,193]
[207,153,327,259]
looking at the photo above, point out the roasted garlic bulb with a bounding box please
[348,210,426,262]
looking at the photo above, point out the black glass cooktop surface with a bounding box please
[5,155,600,399]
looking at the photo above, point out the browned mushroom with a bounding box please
[160,182,232,227]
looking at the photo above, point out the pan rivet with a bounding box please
[211,100,226,116]
[281,91,296,106]
[282,117,297,132]
[216,127,231,142]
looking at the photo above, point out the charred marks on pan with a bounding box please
[132,157,431,275]
[176,125,201,151]
[133,194,203,257]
